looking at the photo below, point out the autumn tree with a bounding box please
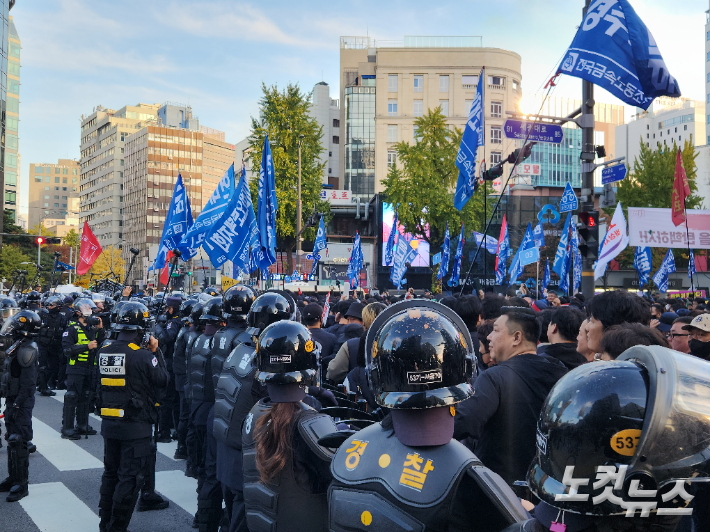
[74,245,125,289]
[247,83,331,272]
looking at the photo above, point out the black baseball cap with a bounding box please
[302,303,323,323]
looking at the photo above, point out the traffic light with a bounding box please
[36,237,44,245]
[482,163,504,181]
[46,237,61,244]
[506,142,536,164]
[577,211,600,260]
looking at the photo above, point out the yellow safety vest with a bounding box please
[68,321,92,366]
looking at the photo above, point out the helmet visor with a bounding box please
[0,318,17,336]
[1,307,20,320]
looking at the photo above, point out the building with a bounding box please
[79,103,162,245]
[0,0,15,236]
[159,102,199,131]
[28,159,80,230]
[309,82,341,187]
[122,123,235,285]
[339,36,523,198]
[4,14,19,221]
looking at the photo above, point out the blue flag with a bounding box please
[390,237,417,289]
[448,224,465,287]
[557,0,680,110]
[633,246,652,287]
[454,68,484,210]
[385,210,398,266]
[347,233,363,289]
[571,226,582,294]
[509,223,536,282]
[257,135,278,268]
[533,222,545,248]
[495,216,510,285]
[152,174,193,271]
[437,222,450,281]
[471,231,498,255]
[202,167,259,272]
[55,260,74,271]
[310,215,327,277]
[652,249,676,292]
[542,258,551,291]
[559,251,571,295]
[689,250,696,280]
[178,164,235,258]
[552,213,571,278]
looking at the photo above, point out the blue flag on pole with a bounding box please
[202,167,259,272]
[509,223,536,283]
[448,224,465,287]
[471,231,498,254]
[347,233,363,289]
[689,250,696,280]
[542,258,551,291]
[552,213,571,278]
[533,222,545,248]
[559,251,571,295]
[437,222,450,281]
[257,135,278,268]
[310,215,327,277]
[385,211,398,266]
[652,249,676,292]
[633,246,652,287]
[178,164,234,258]
[495,216,510,285]
[454,68,484,210]
[571,227,582,294]
[557,0,680,110]
[390,237,417,290]
[151,174,193,271]
[55,260,74,271]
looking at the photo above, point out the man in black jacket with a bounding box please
[542,307,587,370]
[302,302,336,381]
[453,307,568,486]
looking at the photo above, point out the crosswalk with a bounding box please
[0,393,198,531]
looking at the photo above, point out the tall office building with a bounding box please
[4,14,19,221]
[79,103,161,245]
[122,122,235,285]
[28,159,80,229]
[339,36,523,198]
[202,128,235,208]
[0,0,15,237]
[309,82,341,187]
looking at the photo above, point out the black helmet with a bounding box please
[200,297,223,322]
[190,302,205,324]
[223,285,256,320]
[27,290,41,302]
[114,302,150,331]
[0,297,19,320]
[73,298,97,317]
[365,300,474,410]
[247,291,295,331]
[529,346,710,516]
[204,286,220,297]
[45,295,63,308]
[180,299,197,320]
[0,310,42,338]
[255,321,318,384]
[112,300,129,323]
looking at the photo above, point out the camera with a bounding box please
[85,316,101,327]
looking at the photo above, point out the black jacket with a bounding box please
[156,313,181,360]
[454,353,568,486]
[541,342,588,371]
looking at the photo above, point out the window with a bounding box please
[34,176,42,182]
[708,73,710,83]
[646,125,649,130]
[465,100,473,115]
[708,31,710,41]
[45,176,50,183]
[73,178,77,183]
[36,167,44,173]
[62,204,67,208]
[512,80,520,90]
[439,75,449,92]
[5,192,16,204]
[6,99,18,113]
[5,172,16,186]
[54,195,59,199]
[413,75,424,93]
[387,151,398,167]
[488,76,505,87]
[413,100,423,117]
[684,125,688,131]
[388,99,398,116]
[73,169,78,175]
[44,195,49,199]
[707,51,710,62]
[9,43,20,57]
[332,136,339,144]
[62,196,68,200]
[54,203,59,208]
[63,168,68,174]
[44,203,49,208]
[8,80,19,94]
[679,136,681,142]
[491,126,502,144]
[63,187,67,191]
[439,100,449,117]
[55,177,60,183]
[647,133,649,139]
[490,152,502,164]
[333,119,340,127]
[491,101,502,118]
[462,75,478,88]
[675,127,677,133]
[63,178,68,184]
[388,75,398,92]
[387,125,397,142]
[45,186,49,190]
[413,126,421,141]
[55,168,60,174]
[6,117,18,131]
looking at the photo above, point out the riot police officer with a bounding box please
[328,300,530,531]
[195,286,256,532]
[185,301,206,478]
[0,310,41,502]
[526,345,710,532]
[61,298,105,440]
[213,290,294,532]
[36,295,66,396]
[155,295,183,442]
[242,320,337,532]
[26,290,41,311]
[96,301,169,532]
[172,298,197,460]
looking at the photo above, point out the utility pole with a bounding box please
[580,0,597,299]
[296,134,304,272]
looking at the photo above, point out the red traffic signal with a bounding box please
[36,237,44,245]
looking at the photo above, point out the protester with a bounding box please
[544,307,587,370]
[682,314,710,360]
[476,322,495,370]
[585,291,649,355]
[327,302,383,383]
[576,318,595,362]
[599,323,668,360]
[669,316,692,353]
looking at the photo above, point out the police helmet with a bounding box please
[180,299,197,321]
[365,300,474,410]
[529,346,710,516]
[203,286,220,297]
[112,300,129,323]
[45,295,63,308]
[26,290,41,302]
[113,302,150,331]
[200,297,223,322]
[255,321,318,385]
[190,302,205,324]
[223,285,256,320]
[0,310,42,338]
[247,291,295,331]
[0,297,20,320]
[73,298,97,317]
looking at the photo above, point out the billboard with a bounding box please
[381,202,430,267]
[628,207,710,249]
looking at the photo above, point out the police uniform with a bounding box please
[184,310,205,478]
[0,311,40,502]
[96,304,169,532]
[37,300,67,394]
[155,301,182,442]
[172,319,192,459]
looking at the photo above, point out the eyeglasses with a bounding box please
[667,333,689,339]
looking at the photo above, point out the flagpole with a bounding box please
[684,198,694,293]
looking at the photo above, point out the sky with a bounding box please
[11,0,709,213]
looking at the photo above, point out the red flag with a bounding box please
[160,250,174,286]
[671,148,691,226]
[77,221,103,276]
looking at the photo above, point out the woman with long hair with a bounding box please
[241,320,337,532]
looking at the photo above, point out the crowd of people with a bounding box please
[1,282,710,532]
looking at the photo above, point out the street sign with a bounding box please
[515,162,541,176]
[560,182,578,213]
[504,120,564,144]
[601,164,627,185]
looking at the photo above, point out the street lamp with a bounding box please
[296,134,305,272]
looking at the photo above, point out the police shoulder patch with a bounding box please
[62,331,69,337]
[152,356,158,367]
[128,343,140,350]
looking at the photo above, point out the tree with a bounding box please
[247,83,331,272]
[64,228,80,248]
[382,107,493,291]
[74,245,125,289]
[0,244,36,286]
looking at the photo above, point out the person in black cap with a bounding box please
[302,302,336,380]
[326,302,365,383]
[325,300,351,337]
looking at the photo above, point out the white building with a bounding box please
[309,82,340,187]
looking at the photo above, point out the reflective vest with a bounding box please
[68,321,92,366]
